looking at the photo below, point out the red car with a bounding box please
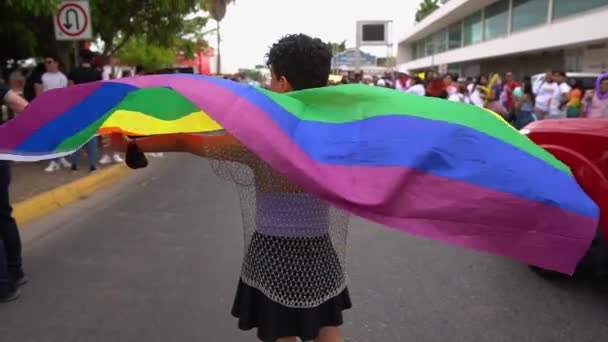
[524,118,608,276]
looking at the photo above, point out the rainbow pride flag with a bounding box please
[0,74,599,274]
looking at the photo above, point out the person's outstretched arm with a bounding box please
[1,85,28,113]
[111,133,251,163]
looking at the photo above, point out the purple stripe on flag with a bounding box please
[0,82,101,149]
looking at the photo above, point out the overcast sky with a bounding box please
[214,1,419,72]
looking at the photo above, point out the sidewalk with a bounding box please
[10,159,124,203]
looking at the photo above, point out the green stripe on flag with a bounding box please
[259,85,570,174]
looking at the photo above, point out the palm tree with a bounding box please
[203,0,235,74]
[415,0,439,23]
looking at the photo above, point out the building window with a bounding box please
[553,0,608,20]
[425,36,434,56]
[417,40,426,58]
[448,23,462,50]
[463,11,483,46]
[447,63,462,77]
[433,29,448,53]
[484,0,509,39]
[512,0,549,32]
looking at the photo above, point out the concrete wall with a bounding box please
[479,51,565,79]
[582,43,608,73]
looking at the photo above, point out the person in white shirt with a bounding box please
[405,77,426,96]
[548,71,571,119]
[468,75,489,107]
[533,71,558,120]
[41,58,68,92]
[40,56,71,172]
[533,70,552,95]
[448,84,467,103]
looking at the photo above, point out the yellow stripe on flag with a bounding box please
[99,110,224,135]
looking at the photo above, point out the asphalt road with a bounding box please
[2,154,607,342]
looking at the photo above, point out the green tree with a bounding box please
[91,0,205,58]
[201,0,235,74]
[0,0,216,74]
[0,0,62,70]
[2,0,60,15]
[415,0,439,23]
[328,40,347,56]
[117,36,176,71]
[177,18,216,60]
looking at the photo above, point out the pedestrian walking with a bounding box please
[68,49,105,172]
[41,55,71,172]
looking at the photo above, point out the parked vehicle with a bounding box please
[523,118,608,276]
[531,72,600,93]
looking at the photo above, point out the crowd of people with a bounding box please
[331,69,608,129]
[0,49,164,174]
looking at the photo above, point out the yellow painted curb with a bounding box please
[13,164,131,225]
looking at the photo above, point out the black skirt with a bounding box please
[232,279,352,341]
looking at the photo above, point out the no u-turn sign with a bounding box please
[54,1,93,40]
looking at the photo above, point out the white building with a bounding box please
[397,0,608,78]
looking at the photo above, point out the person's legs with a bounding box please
[71,150,82,170]
[45,158,60,172]
[276,337,298,342]
[0,162,23,281]
[86,137,98,171]
[0,162,20,301]
[0,239,17,301]
[314,327,342,342]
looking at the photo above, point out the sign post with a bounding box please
[54,1,93,41]
[355,20,392,73]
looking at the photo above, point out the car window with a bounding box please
[569,77,597,90]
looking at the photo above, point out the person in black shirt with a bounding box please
[0,84,28,303]
[23,62,45,102]
[68,49,103,172]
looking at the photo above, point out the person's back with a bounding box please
[113,34,351,342]
[222,34,350,342]
[69,66,102,85]
[69,50,102,85]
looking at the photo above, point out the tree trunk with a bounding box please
[216,20,221,75]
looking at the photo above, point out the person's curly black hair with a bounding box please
[266,34,332,91]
